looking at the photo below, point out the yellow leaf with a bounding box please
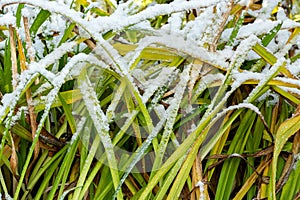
[287,27,300,44]
[76,0,89,7]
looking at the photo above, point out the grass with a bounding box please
[0,0,300,199]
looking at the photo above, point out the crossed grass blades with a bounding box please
[0,0,300,199]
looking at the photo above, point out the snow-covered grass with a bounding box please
[0,0,300,199]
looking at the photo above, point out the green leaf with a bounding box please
[228,11,245,46]
[58,23,76,47]
[279,157,300,200]
[30,9,51,35]
[2,40,12,93]
[214,109,256,200]
[16,4,25,28]
[261,23,282,46]
[58,93,76,134]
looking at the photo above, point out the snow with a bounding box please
[76,72,120,175]
[154,104,166,119]
[246,57,286,103]
[40,13,66,37]
[1,0,85,26]
[36,41,77,69]
[192,73,224,101]
[137,35,229,70]
[157,65,191,157]
[69,55,108,77]
[52,53,90,86]
[141,67,176,103]
[204,73,225,86]
[274,76,300,88]
[0,71,38,123]
[21,7,33,18]
[7,106,28,126]
[237,0,250,7]
[1,0,222,41]
[93,0,223,33]
[0,12,15,26]
[215,103,263,123]
[232,70,262,86]
[254,0,281,21]
[32,38,45,59]
[71,115,86,136]
[106,82,125,122]
[0,41,5,50]
[78,79,109,132]
[0,0,299,198]
[195,181,205,200]
[256,90,279,106]
[182,0,231,47]
[287,59,300,76]
[275,31,298,59]
[4,194,13,200]
[276,7,288,21]
[168,12,184,34]
[92,44,127,75]
[114,110,167,197]
[0,39,95,124]
[294,153,300,170]
[183,6,215,45]
[221,19,300,43]
[235,35,259,64]
[279,86,300,97]
[86,2,101,10]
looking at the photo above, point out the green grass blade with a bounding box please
[16,4,24,28]
[152,65,190,172]
[76,70,122,199]
[262,23,282,47]
[30,9,51,35]
[48,120,82,199]
[58,23,76,47]
[215,109,256,200]
[279,156,300,200]
[227,10,245,46]
[58,93,76,134]
[33,155,64,199]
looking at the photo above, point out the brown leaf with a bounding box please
[10,134,19,180]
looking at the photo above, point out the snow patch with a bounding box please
[195,181,205,200]
[0,12,15,26]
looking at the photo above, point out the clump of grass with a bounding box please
[0,0,300,199]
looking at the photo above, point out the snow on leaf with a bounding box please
[78,74,122,198]
[93,0,223,33]
[135,35,229,70]
[141,67,176,103]
[154,64,191,168]
[114,111,167,198]
[246,57,286,103]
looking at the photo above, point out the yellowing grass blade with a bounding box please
[271,112,300,199]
